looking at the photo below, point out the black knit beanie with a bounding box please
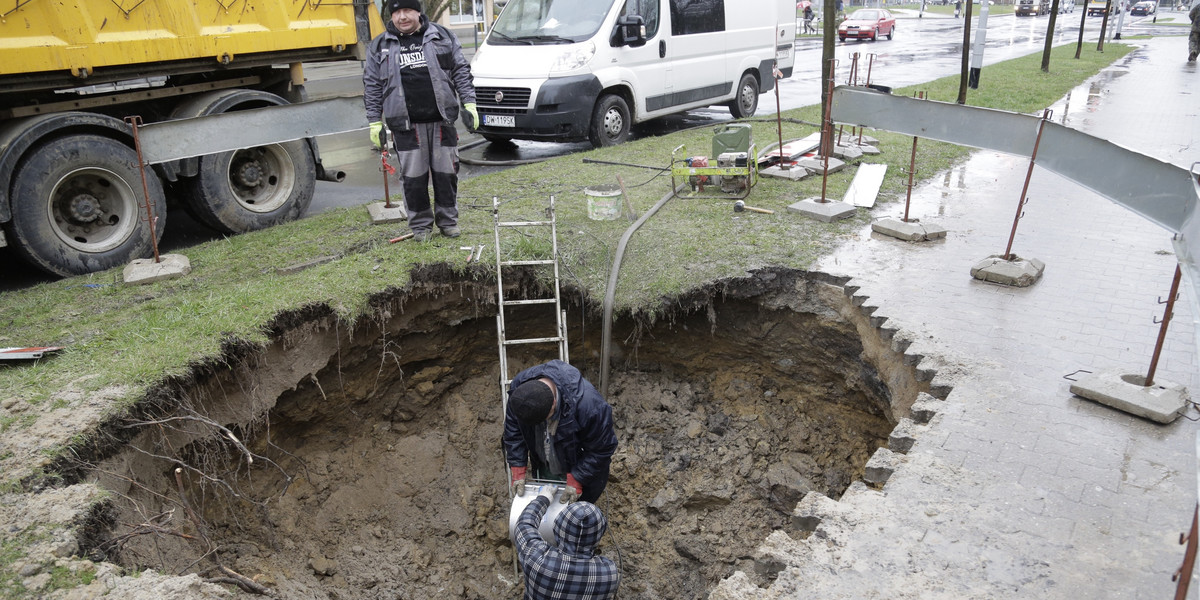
[387,0,423,13]
[508,380,555,424]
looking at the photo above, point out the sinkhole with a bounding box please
[81,267,932,599]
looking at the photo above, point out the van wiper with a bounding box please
[514,34,575,44]
[491,31,534,45]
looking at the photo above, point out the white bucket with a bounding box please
[508,481,571,545]
[585,185,622,221]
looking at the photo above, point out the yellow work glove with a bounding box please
[463,103,479,131]
[369,121,383,149]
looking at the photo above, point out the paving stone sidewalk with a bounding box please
[713,35,1200,599]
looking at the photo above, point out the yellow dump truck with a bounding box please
[0,1,384,277]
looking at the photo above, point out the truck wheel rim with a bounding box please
[47,167,139,253]
[225,144,296,214]
[603,108,624,139]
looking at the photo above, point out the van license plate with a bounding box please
[485,115,515,127]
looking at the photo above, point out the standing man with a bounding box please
[515,488,619,600]
[1189,1,1200,61]
[504,360,618,504]
[364,0,478,242]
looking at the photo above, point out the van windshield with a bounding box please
[490,0,617,44]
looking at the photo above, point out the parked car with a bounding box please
[1059,0,1076,13]
[1130,0,1156,14]
[1016,0,1049,16]
[1087,1,1111,15]
[838,8,896,42]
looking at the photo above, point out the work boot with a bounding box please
[412,230,433,242]
[440,226,461,238]
[1190,51,1197,62]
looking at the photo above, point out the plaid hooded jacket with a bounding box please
[516,496,619,600]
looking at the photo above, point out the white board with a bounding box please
[843,163,888,208]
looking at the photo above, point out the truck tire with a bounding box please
[728,73,760,119]
[170,89,315,234]
[7,134,165,277]
[588,94,631,147]
[185,140,315,234]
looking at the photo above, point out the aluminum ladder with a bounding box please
[492,195,569,413]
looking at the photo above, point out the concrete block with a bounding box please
[871,217,948,242]
[910,397,940,424]
[760,164,810,181]
[795,155,846,174]
[1070,370,1190,424]
[788,198,857,222]
[888,417,919,454]
[970,254,1045,287]
[123,254,190,285]
[863,447,903,488]
[790,491,838,533]
[832,144,864,160]
[367,201,408,224]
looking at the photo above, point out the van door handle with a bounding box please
[659,40,666,58]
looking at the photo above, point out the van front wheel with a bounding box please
[588,94,631,147]
[728,73,759,119]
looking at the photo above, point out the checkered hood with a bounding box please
[552,501,606,556]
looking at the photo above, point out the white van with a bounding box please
[470,0,796,147]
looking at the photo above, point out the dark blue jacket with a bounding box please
[503,360,617,487]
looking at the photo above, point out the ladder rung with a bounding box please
[498,220,554,227]
[504,336,564,346]
[503,298,557,306]
[500,259,555,266]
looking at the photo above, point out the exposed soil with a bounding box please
[67,268,923,599]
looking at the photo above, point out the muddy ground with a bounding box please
[19,268,924,599]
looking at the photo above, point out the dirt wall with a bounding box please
[84,268,925,599]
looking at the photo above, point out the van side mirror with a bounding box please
[612,15,646,47]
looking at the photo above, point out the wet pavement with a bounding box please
[713,34,1199,599]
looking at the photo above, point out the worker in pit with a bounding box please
[515,488,619,600]
[504,360,618,504]
[363,0,477,242]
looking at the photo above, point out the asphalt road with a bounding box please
[0,9,1167,290]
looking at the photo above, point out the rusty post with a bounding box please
[124,115,161,264]
[1145,263,1183,387]
[773,62,788,169]
[1174,504,1198,600]
[860,53,877,146]
[1002,109,1051,260]
[903,135,918,222]
[379,128,396,209]
[901,91,926,223]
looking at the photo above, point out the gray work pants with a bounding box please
[392,121,460,233]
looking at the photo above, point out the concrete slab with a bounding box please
[795,155,846,174]
[367,201,408,224]
[871,217,948,241]
[1069,370,1190,424]
[123,253,191,285]
[833,144,864,161]
[760,165,810,181]
[969,253,1045,287]
[788,198,857,222]
[844,164,887,207]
